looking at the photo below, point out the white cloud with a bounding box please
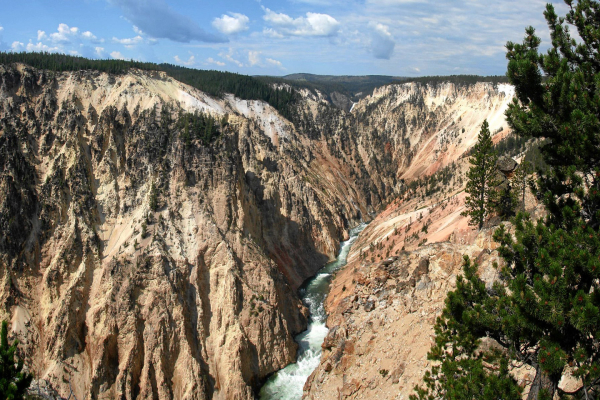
[263,28,285,39]
[50,23,79,43]
[25,41,60,52]
[212,13,250,35]
[369,22,395,59]
[95,47,105,57]
[174,54,196,66]
[262,7,340,37]
[133,26,143,35]
[248,51,261,66]
[112,35,144,47]
[219,48,244,67]
[13,40,60,53]
[266,57,286,70]
[37,23,104,45]
[110,51,126,60]
[207,57,226,67]
[82,31,98,41]
[235,51,286,70]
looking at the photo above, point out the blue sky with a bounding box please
[0,0,570,76]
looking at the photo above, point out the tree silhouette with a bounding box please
[415,1,600,399]
[462,120,500,229]
[0,320,33,399]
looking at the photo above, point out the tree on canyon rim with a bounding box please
[0,321,33,399]
[462,119,500,230]
[412,1,600,399]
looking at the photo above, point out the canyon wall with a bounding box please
[0,64,379,399]
[0,65,517,399]
[303,82,542,399]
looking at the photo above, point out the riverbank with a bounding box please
[259,224,367,399]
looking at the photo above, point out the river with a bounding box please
[259,223,367,400]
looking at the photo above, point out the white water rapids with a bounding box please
[259,223,367,400]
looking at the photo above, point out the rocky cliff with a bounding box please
[303,185,546,399]
[302,82,543,399]
[0,66,519,399]
[0,64,386,399]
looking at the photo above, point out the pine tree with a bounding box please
[415,1,600,399]
[411,257,522,400]
[462,120,500,229]
[0,320,33,399]
[149,182,158,212]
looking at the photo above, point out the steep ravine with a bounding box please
[259,223,366,399]
[0,64,376,399]
[0,64,519,399]
[302,83,532,399]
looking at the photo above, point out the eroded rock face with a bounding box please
[351,81,515,181]
[0,64,381,400]
[303,229,507,399]
[0,65,523,399]
[301,82,554,399]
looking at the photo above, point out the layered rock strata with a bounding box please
[0,64,377,399]
[0,66,520,399]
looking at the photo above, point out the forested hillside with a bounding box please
[0,52,297,119]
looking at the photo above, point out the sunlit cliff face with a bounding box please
[0,63,514,399]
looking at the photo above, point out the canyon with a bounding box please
[0,63,516,399]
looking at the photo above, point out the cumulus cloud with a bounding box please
[248,51,261,66]
[262,7,340,37]
[110,51,126,60]
[82,31,99,41]
[95,47,105,57]
[12,41,60,53]
[241,51,286,69]
[9,24,106,58]
[207,57,226,67]
[212,13,250,35]
[109,0,227,43]
[39,23,104,45]
[49,24,78,43]
[219,48,244,67]
[112,35,144,47]
[266,57,286,70]
[263,28,285,39]
[174,54,196,66]
[369,22,395,59]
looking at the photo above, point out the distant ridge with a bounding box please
[0,52,510,114]
[396,74,509,87]
[279,73,510,104]
[282,73,403,97]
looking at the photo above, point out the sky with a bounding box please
[0,0,571,77]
